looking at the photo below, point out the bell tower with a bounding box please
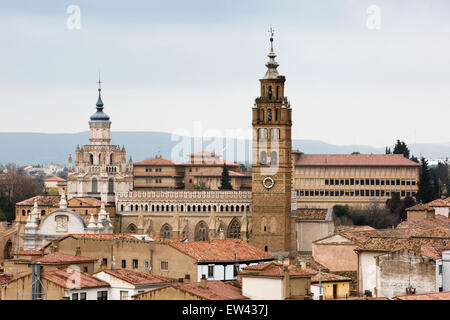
[251,29,292,254]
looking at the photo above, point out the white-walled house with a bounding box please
[93,269,176,300]
[442,244,450,291]
[427,198,450,218]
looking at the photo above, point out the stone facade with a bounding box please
[67,86,133,203]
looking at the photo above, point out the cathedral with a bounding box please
[65,34,293,255]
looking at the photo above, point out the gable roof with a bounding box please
[296,208,332,221]
[133,281,247,300]
[168,239,273,263]
[16,195,60,206]
[134,157,179,166]
[42,268,109,289]
[241,262,317,278]
[44,176,66,182]
[395,291,450,300]
[96,269,176,286]
[311,272,351,283]
[294,154,420,167]
[427,198,450,207]
[33,252,97,264]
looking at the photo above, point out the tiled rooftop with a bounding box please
[44,176,66,182]
[427,198,450,207]
[98,269,176,286]
[134,157,179,166]
[311,272,351,283]
[43,268,109,289]
[294,154,420,167]
[296,208,328,221]
[406,203,435,212]
[395,291,450,300]
[33,252,97,264]
[168,239,273,262]
[241,262,317,278]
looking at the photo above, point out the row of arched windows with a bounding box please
[262,85,281,100]
[121,203,251,213]
[258,128,280,141]
[89,153,114,165]
[91,177,114,193]
[260,151,278,166]
[259,108,280,123]
[21,209,46,216]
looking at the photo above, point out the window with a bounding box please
[268,86,273,99]
[80,292,87,300]
[121,260,126,268]
[102,258,107,267]
[92,177,98,193]
[41,210,46,216]
[83,266,88,273]
[233,265,239,277]
[260,151,267,165]
[208,265,214,278]
[439,265,443,274]
[267,108,272,122]
[72,293,79,300]
[145,261,149,269]
[270,151,278,165]
[108,178,114,193]
[325,179,329,185]
[97,291,108,300]
[120,291,128,300]
[132,259,138,269]
[160,260,169,271]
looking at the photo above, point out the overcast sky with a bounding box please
[0,0,449,148]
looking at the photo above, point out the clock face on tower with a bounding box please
[262,176,275,189]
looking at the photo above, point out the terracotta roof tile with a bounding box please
[134,157,179,166]
[44,176,66,182]
[98,269,176,286]
[420,246,442,260]
[311,272,351,283]
[241,262,316,278]
[0,274,14,286]
[42,268,109,289]
[16,195,61,206]
[34,252,97,264]
[406,203,435,212]
[168,239,273,262]
[427,198,450,207]
[12,250,43,256]
[294,154,420,167]
[179,280,247,300]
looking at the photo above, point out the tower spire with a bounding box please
[264,27,280,79]
[90,75,110,121]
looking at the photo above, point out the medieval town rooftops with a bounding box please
[16,195,61,206]
[335,225,375,233]
[394,291,450,300]
[33,252,97,264]
[95,269,177,286]
[168,239,273,263]
[241,261,317,278]
[294,154,420,167]
[133,280,247,300]
[12,250,43,256]
[420,246,443,260]
[43,268,109,289]
[296,208,332,221]
[406,203,435,212]
[47,233,159,245]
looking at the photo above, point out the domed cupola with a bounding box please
[90,81,110,121]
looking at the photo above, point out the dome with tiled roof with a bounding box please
[90,87,110,122]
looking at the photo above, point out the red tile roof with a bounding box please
[420,246,442,260]
[33,252,97,264]
[134,157,179,166]
[406,203,435,212]
[0,274,14,286]
[134,281,247,300]
[16,195,61,206]
[44,176,66,182]
[12,250,43,256]
[168,239,273,262]
[97,269,176,286]
[42,268,109,289]
[241,262,317,278]
[395,291,450,300]
[296,208,329,221]
[427,198,450,207]
[311,272,352,283]
[294,154,420,167]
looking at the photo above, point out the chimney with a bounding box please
[200,274,207,289]
[282,266,290,300]
[75,246,81,257]
[178,278,184,288]
[184,274,191,284]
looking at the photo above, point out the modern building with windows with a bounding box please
[293,153,420,209]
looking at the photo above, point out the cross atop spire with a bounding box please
[264,26,280,79]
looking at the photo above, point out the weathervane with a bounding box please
[268,26,275,42]
[97,71,102,91]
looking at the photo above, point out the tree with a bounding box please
[393,140,410,159]
[351,152,360,155]
[385,147,391,154]
[0,207,7,222]
[410,155,419,163]
[219,164,233,190]
[416,157,436,203]
[193,181,210,190]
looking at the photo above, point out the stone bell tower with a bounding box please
[250,29,292,254]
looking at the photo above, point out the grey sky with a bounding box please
[0,0,449,147]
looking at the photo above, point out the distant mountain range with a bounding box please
[0,131,448,166]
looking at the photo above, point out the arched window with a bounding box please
[270,129,274,140]
[268,86,273,100]
[110,154,113,165]
[195,221,208,241]
[264,245,268,252]
[98,153,102,164]
[41,210,46,216]
[127,224,137,233]
[264,129,268,140]
[22,210,26,216]
[260,151,267,165]
[160,224,172,239]
[227,218,241,239]
[4,240,13,260]
[276,86,279,99]
[275,109,279,121]
[267,109,272,122]
[89,154,94,165]
[92,177,98,193]
[120,204,124,211]
[271,151,278,165]
[108,178,114,193]
[261,109,264,122]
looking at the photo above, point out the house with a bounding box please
[310,272,351,300]
[133,275,247,300]
[44,176,66,194]
[1,268,110,300]
[406,203,436,222]
[93,269,177,300]
[239,261,316,300]
[428,198,450,218]
[294,208,335,254]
